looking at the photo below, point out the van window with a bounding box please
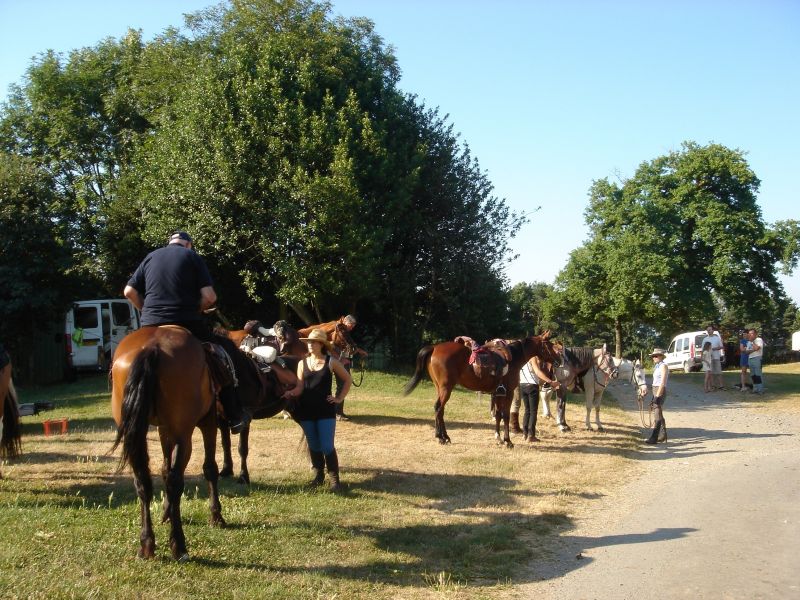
[75,306,98,329]
[677,339,684,352]
[112,302,131,326]
[668,340,676,353]
[694,335,705,349]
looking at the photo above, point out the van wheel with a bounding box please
[683,361,692,373]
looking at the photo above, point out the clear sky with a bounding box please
[2,0,798,304]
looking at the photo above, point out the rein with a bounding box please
[350,355,366,388]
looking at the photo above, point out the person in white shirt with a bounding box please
[643,348,669,444]
[744,328,766,394]
[701,325,725,390]
[518,356,560,443]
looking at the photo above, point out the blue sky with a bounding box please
[2,0,798,304]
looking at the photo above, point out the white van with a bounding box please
[664,330,726,373]
[65,299,140,374]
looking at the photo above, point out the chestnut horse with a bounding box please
[1,350,22,478]
[403,332,562,447]
[216,320,301,483]
[111,326,224,561]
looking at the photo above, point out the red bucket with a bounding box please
[42,418,69,436]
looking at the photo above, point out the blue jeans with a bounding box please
[749,357,763,392]
[299,418,337,454]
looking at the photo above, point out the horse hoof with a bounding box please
[560,425,571,433]
[237,474,250,485]
[138,540,156,560]
[219,466,233,478]
[210,514,226,528]
[596,426,605,433]
[177,552,190,563]
[506,441,514,449]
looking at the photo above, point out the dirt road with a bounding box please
[519,378,800,599]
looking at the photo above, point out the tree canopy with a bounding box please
[545,141,799,354]
[1,0,523,360]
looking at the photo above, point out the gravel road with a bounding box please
[517,378,800,599]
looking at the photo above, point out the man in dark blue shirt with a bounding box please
[124,231,250,433]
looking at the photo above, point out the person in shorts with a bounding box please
[701,325,725,390]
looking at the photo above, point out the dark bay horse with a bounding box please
[216,321,301,483]
[1,350,22,478]
[403,332,562,447]
[547,345,619,432]
[111,326,224,561]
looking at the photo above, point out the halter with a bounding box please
[592,350,618,389]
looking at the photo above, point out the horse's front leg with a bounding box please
[237,423,251,485]
[585,392,593,431]
[594,401,604,433]
[557,391,571,432]
[219,422,234,478]
[199,415,226,528]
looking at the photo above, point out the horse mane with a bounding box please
[564,347,596,374]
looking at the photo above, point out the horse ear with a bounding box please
[541,330,550,340]
[602,343,607,353]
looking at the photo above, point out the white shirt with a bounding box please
[702,333,723,359]
[520,361,539,385]
[749,337,764,359]
[652,361,667,389]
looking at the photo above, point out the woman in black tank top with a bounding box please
[284,329,352,490]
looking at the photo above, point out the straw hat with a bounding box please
[649,348,667,358]
[299,328,333,351]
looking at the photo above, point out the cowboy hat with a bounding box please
[649,348,667,357]
[299,328,334,351]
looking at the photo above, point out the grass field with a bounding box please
[10,361,793,599]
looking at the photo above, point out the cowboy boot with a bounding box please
[308,450,325,487]
[510,411,522,434]
[325,450,341,492]
[645,420,662,444]
[657,418,668,443]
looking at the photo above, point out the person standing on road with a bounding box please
[643,348,669,444]
[744,328,765,394]
[738,331,751,392]
[702,341,713,393]
[702,325,725,390]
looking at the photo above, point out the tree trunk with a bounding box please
[614,317,623,358]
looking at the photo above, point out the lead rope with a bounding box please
[350,355,366,387]
[631,366,652,427]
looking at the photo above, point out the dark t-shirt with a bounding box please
[293,356,335,421]
[127,244,214,326]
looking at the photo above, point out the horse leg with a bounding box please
[493,393,502,442]
[133,473,155,559]
[219,423,234,478]
[594,393,604,432]
[433,388,452,444]
[585,387,593,431]
[199,415,225,528]
[237,423,251,485]
[557,390,571,432]
[163,436,191,561]
[499,395,514,449]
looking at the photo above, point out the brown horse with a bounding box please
[111,326,224,561]
[1,351,23,478]
[216,321,301,483]
[403,332,562,447]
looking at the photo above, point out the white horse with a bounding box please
[549,344,619,432]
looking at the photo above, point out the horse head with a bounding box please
[525,330,563,367]
[595,343,619,380]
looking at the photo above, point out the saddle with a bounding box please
[203,342,238,390]
[454,336,510,388]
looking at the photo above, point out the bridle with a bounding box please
[592,351,618,389]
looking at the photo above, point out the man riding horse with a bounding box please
[123,231,250,433]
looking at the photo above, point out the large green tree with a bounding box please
[546,142,799,354]
[1,0,522,362]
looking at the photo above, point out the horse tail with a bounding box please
[403,345,434,396]
[111,346,159,493]
[1,379,22,459]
